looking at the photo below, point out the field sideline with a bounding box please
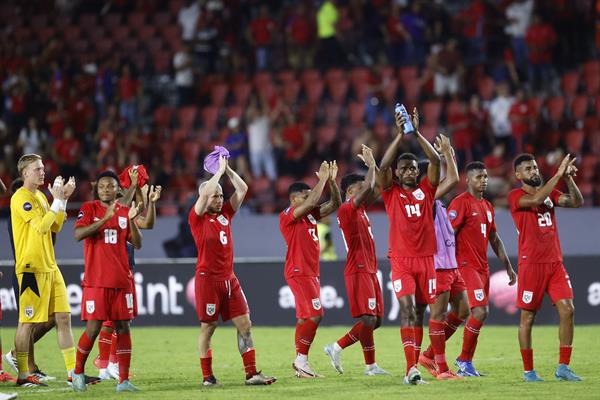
[1,326,597,399]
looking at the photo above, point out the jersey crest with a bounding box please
[118,216,128,229]
[487,211,492,223]
[23,202,32,211]
[312,298,322,310]
[543,197,554,208]
[86,300,95,313]
[412,188,425,201]
[206,303,216,316]
[217,215,229,226]
[522,290,533,304]
[368,297,376,310]
[307,214,317,225]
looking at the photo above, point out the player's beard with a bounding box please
[523,176,542,187]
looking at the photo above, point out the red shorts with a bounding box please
[130,275,138,318]
[390,256,436,305]
[287,276,324,319]
[435,268,466,298]
[345,273,384,318]
[195,274,249,322]
[81,287,134,321]
[460,267,489,308]
[517,262,573,311]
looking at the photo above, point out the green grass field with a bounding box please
[0,325,598,399]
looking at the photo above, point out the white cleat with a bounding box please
[292,361,323,378]
[106,362,119,380]
[324,344,343,374]
[98,368,113,380]
[364,364,390,376]
[0,393,17,400]
[2,352,17,374]
[403,366,427,385]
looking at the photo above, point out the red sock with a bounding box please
[0,343,3,370]
[200,349,213,379]
[75,332,94,374]
[521,348,534,371]
[423,312,464,359]
[97,329,112,369]
[414,326,423,362]
[295,322,302,354]
[337,322,362,349]
[400,327,416,374]
[559,345,572,365]
[109,331,118,363]
[459,316,483,361]
[297,319,318,356]
[242,348,257,378]
[359,323,375,365]
[116,332,132,383]
[428,319,448,372]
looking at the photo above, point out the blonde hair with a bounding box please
[17,154,42,177]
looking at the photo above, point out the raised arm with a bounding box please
[225,165,248,212]
[319,161,342,217]
[194,156,227,216]
[136,185,161,229]
[0,178,6,195]
[434,135,459,199]
[411,108,441,186]
[292,161,329,219]
[118,168,138,206]
[74,202,115,241]
[51,177,76,233]
[489,230,516,285]
[128,201,143,249]
[354,145,379,207]
[518,155,575,209]
[557,167,583,208]
[377,113,405,190]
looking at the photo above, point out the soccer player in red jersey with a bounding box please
[72,171,144,392]
[189,157,275,386]
[280,161,341,378]
[508,153,583,382]
[377,108,440,385]
[444,161,516,377]
[324,145,388,376]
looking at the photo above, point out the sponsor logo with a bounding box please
[24,306,34,318]
[86,300,95,313]
[448,210,457,220]
[368,297,376,310]
[522,290,533,304]
[412,189,425,201]
[400,194,407,198]
[307,214,317,225]
[543,197,554,208]
[217,215,229,226]
[472,212,478,216]
[125,293,134,309]
[77,211,84,220]
[118,216,127,229]
[312,298,322,310]
[206,303,216,316]
[487,211,492,223]
[393,279,402,293]
[474,289,485,301]
[23,202,32,211]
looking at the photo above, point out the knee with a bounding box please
[559,303,575,319]
[360,315,377,328]
[399,307,416,326]
[238,320,252,335]
[472,307,489,322]
[54,313,71,327]
[310,315,322,325]
[520,312,536,328]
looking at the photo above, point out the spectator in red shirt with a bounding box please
[525,15,557,91]
[274,106,311,178]
[247,5,276,70]
[46,101,67,139]
[385,4,412,67]
[53,126,82,178]
[68,87,94,136]
[483,142,510,203]
[286,3,315,70]
[508,89,532,153]
[457,0,486,65]
[118,64,140,126]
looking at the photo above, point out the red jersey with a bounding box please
[188,202,236,280]
[280,206,321,279]
[447,192,496,272]
[75,201,132,289]
[508,188,563,264]
[337,200,377,275]
[381,177,437,258]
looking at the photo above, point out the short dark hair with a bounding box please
[340,174,364,195]
[288,182,311,196]
[513,153,535,170]
[96,170,120,185]
[10,178,24,194]
[397,153,418,163]
[465,161,486,173]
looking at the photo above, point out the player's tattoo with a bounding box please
[237,330,254,354]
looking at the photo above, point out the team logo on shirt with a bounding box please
[23,202,32,211]
[118,216,128,229]
[543,197,554,208]
[368,298,376,310]
[448,210,457,220]
[312,298,322,310]
[307,214,317,225]
[77,211,84,220]
[217,215,229,226]
[522,291,533,304]
[86,300,95,314]
[412,189,425,201]
[487,211,492,223]
[24,306,34,318]
[393,279,402,293]
[206,303,216,316]
[474,289,485,301]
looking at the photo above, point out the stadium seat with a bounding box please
[316,124,338,147]
[347,101,366,125]
[111,25,130,42]
[584,71,600,96]
[324,102,342,124]
[63,26,82,42]
[564,129,584,155]
[328,78,349,104]
[583,60,600,78]
[560,72,579,97]
[137,25,157,41]
[528,96,544,118]
[146,37,165,53]
[54,15,72,28]
[250,177,272,195]
[398,66,419,86]
[153,106,174,128]
[103,13,122,29]
[159,24,181,47]
[301,69,321,86]
[547,96,566,123]
[304,79,324,104]
[225,105,244,120]
[256,82,275,102]
[422,100,442,126]
[276,176,296,197]
[350,67,370,86]
[201,106,220,131]
[373,118,390,141]
[419,124,438,142]
[581,155,598,181]
[477,77,495,101]
[277,70,296,84]
[95,38,114,54]
[210,83,228,107]
[446,100,463,116]
[168,0,186,15]
[31,15,48,30]
[381,78,399,103]
[172,128,189,142]
[380,65,395,81]
[232,82,252,106]
[119,38,140,53]
[298,103,318,125]
[282,80,301,104]
[79,14,97,27]
[254,71,273,88]
[402,79,421,103]
[571,95,588,120]
[153,11,172,26]
[70,39,89,53]
[352,80,371,102]
[153,51,171,74]
[127,13,146,30]
[85,26,105,42]
[177,106,198,130]
[325,68,345,85]
[589,130,600,154]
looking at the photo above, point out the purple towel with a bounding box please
[203,146,230,174]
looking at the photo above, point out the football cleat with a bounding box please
[68,374,103,386]
[364,364,390,376]
[555,364,582,381]
[324,344,343,374]
[455,359,482,377]
[245,371,277,385]
[0,371,16,382]
[292,361,323,378]
[523,370,544,382]
[403,366,426,385]
[436,369,463,380]
[116,379,139,392]
[0,393,17,400]
[202,375,220,387]
[16,375,48,387]
[418,353,438,377]
[106,362,120,380]
[2,352,17,374]
[71,372,86,392]
[32,367,56,382]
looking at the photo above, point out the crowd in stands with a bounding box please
[0,0,599,217]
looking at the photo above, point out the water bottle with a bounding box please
[395,103,414,134]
